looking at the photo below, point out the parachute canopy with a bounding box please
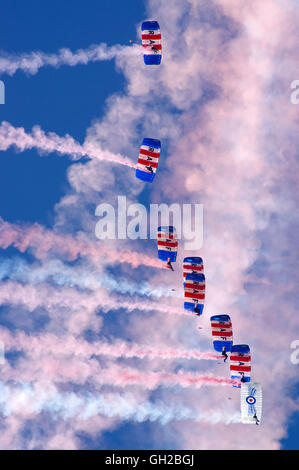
[241,382,262,425]
[183,257,204,278]
[184,273,205,316]
[136,138,161,183]
[141,21,162,65]
[230,344,251,387]
[157,226,178,262]
[210,314,233,353]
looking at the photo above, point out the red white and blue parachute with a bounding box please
[241,382,262,425]
[183,257,204,278]
[136,138,161,183]
[184,273,205,316]
[157,226,178,264]
[210,314,233,353]
[230,344,251,387]
[141,21,162,65]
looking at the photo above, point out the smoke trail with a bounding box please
[0,217,161,269]
[0,257,176,299]
[120,369,239,390]
[0,382,240,425]
[0,280,187,317]
[1,354,238,390]
[0,121,137,169]
[0,42,140,76]
[1,328,220,362]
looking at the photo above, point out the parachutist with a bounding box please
[194,301,201,314]
[240,372,246,383]
[222,346,228,363]
[167,258,174,271]
[158,227,177,271]
[136,138,160,183]
[142,21,161,65]
[253,413,260,425]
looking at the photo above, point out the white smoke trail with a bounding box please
[0,280,187,317]
[0,257,176,299]
[0,381,240,425]
[0,121,137,169]
[0,42,140,76]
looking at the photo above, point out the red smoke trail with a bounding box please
[0,328,221,362]
[0,217,161,269]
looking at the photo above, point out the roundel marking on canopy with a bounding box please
[246,396,256,405]
[141,21,162,65]
[157,226,178,263]
[136,138,161,183]
[241,382,262,424]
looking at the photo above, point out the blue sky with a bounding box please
[0,0,171,450]
[0,0,299,450]
[0,0,145,226]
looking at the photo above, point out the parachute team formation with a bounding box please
[0,19,263,431]
[137,21,262,426]
[8,20,261,427]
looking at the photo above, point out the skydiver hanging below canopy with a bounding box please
[167,258,174,271]
[240,372,246,383]
[194,300,201,314]
[253,413,260,425]
[222,346,228,363]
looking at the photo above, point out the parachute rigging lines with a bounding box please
[241,382,262,425]
[141,21,162,65]
[184,273,205,316]
[230,344,251,388]
[210,314,233,353]
[136,138,161,182]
